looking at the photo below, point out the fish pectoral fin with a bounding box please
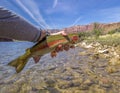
[33,56,41,63]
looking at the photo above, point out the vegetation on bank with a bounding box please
[78,23,120,46]
[45,22,120,46]
[87,33,120,46]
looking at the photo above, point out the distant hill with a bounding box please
[0,22,120,41]
[48,22,120,34]
[62,22,120,34]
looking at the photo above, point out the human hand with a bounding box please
[37,30,50,42]
[50,31,75,57]
[50,44,75,58]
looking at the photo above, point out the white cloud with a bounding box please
[98,7,120,22]
[53,0,58,8]
[46,1,75,14]
[15,0,50,29]
[82,7,120,24]
[71,16,83,26]
[72,7,120,25]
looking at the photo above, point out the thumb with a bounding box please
[60,31,67,36]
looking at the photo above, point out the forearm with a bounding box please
[0,7,41,42]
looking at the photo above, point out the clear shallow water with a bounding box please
[0,42,34,64]
[0,42,83,78]
[0,42,34,79]
[0,42,119,93]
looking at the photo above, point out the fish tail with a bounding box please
[8,49,31,73]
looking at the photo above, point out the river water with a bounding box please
[0,42,120,93]
[0,42,84,82]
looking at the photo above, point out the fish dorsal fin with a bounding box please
[33,56,41,63]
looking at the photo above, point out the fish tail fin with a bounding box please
[8,57,28,73]
[8,49,31,73]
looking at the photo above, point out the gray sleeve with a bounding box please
[0,7,41,42]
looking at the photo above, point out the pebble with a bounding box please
[0,41,120,93]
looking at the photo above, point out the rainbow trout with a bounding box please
[8,34,79,73]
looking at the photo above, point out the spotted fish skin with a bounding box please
[8,34,79,73]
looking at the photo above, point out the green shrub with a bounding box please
[92,22,103,39]
[108,28,120,35]
[78,31,92,41]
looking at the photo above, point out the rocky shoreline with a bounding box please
[0,41,120,93]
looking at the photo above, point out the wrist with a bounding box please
[37,30,50,42]
[37,30,46,42]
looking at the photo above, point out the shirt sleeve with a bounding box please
[0,7,41,42]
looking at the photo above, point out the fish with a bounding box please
[8,34,79,73]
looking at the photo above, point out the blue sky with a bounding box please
[0,0,120,29]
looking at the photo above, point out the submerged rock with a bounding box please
[0,41,120,93]
[106,66,118,73]
[108,56,120,66]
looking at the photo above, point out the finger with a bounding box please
[56,44,64,52]
[61,31,67,36]
[51,51,57,58]
[64,44,70,51]
[58,44,62,48]
[59,45,64,51]
[55,44,62,52]
[55,47,60,52]
[70,45,75,48]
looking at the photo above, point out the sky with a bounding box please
[0,0,120,29]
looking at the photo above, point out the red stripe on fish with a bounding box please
[48,39,67,47]
[34,39,67,51]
